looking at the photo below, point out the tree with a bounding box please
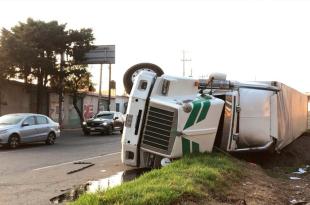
[50,64,94,126]
[0,18,95,117]
[55,27,94,126]
[0,18,68,113]
[0,27,37,84]
[64,65,95,126]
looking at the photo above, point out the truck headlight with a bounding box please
[82,122,86,125]
[0,130,8,134]
[102,122,108,126]
[161,79,170,95]
[125,114,133,128]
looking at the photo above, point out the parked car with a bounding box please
[0,113,60,149]
[82,111,124,135]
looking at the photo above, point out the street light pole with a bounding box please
[97,64,103,113]
[181,50,191,77]
[108,64,111,111]
[59,53,65,128]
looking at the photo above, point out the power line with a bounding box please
[181,50,191,77]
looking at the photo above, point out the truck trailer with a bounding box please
[121,63,308,168]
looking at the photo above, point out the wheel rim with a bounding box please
[48,134,55,144]
[131,68,155,83]
[10,136,18,148]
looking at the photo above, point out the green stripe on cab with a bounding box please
[196,100,211,123]
[184,101,202,129]
[192,141,200,153]
[182,137,191,155]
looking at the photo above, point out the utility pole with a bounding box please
[0,80,2,115]
[0,90,2,116]
[59,53,65,128]
[181,50,191,77]
[97,64,103,113]
[108,64,111,111]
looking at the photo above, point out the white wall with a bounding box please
[115,95,129,113]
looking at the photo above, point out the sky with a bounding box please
[0,0,310,94]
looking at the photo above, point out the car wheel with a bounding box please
[8,134,20,149]
[123,63,164,94]
[107,126,113,135]
[46,132,56,145]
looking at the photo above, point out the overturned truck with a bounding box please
[121,63,308,168]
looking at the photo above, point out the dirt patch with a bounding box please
[231,132,310,168]
[178,162,310,205]
[178,132,310,205]
[218,163,310,205]
[262,132,310,168]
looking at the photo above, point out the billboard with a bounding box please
[84,45,115,64]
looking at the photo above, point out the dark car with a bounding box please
[82,111,124,135]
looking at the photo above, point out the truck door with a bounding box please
[236,88,274,149]
[214,91,239,151]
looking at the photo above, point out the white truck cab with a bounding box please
[122,70,224,168]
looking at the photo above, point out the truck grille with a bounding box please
[142,106,176,153]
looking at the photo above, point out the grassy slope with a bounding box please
[71,153,242,205]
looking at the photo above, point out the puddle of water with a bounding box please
[87,168,149,193]
[50,168,150,204]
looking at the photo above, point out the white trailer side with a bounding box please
[276,83,308,150]
[212,81,308,152]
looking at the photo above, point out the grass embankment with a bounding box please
[71,153,242,205]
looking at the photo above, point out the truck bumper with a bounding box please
[121,143,139,167]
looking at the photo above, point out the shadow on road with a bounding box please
[0,142,49,151]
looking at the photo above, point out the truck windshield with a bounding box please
[95,113,114,119]
[0,115,24,125]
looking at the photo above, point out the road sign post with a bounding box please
[84,45,115,113]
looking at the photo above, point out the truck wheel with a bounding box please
[123,63,164,94]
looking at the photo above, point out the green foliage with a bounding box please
[71,153,242,205]
[0,18,95,113]
[67,28,95,64]
[0,17,95,83]
[64,65,94,94]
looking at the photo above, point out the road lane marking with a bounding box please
[32,152,121,171]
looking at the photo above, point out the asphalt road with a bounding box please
[0,129,125,205]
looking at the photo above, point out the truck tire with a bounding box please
[123,63,164,94]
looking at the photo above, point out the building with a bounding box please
[0,79,116,128]
[115,95,129,114]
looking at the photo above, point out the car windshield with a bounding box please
[95,113,114,119]
[0,115,25,125]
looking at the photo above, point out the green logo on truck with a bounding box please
[183,96,211,130]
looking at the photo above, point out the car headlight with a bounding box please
[0,129,8,134]
[82,122,87,125]
[102,122,108,126]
